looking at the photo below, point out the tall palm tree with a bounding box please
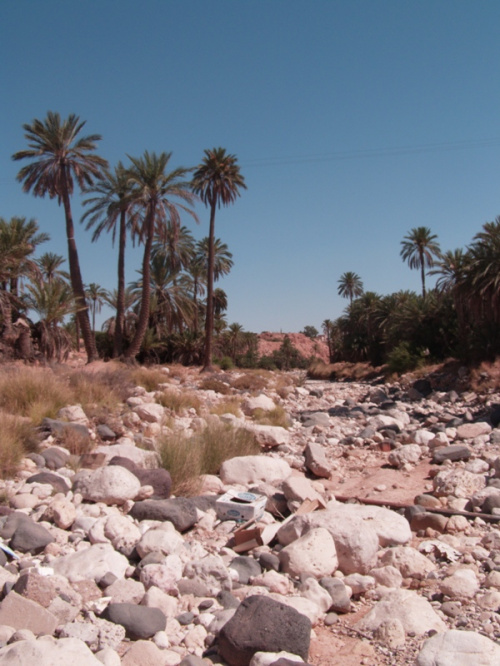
[467,218,500,323]
[82,161,134,356]
[12,111,108,362]
[191,147,246,371]
[85,283,108,332]
[400,227,441,300]
[123,151,198,360]
[337,271,364,305]
[152,223,195,280]
[0,217,49,296]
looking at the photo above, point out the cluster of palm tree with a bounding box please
[8,111,246,367]
[327,222,500,368]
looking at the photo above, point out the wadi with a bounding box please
[0,356,498,665]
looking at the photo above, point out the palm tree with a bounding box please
[195,237,234,282]
[12,111,108,362]
[102,286,138,340]
[152,223,195,280]
[85,283,108,332]
[400,227,441,299]
[0,216,49,295]
[337,271,364,305]
[123,151,198,360]
[36,252,69,284]
[192,148,246,371]
[81,161,134,356]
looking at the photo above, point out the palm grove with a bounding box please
[3,111,500,372]
[5,111,249,368]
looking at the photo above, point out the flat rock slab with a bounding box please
[218,595,311,666]
[432,445,472,464]
[0,591,58,635]
[0,637,102,665]
[416,629,500,665]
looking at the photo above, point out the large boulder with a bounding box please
[416,629,500,665]
[0,637,103,665]
[72,466,141,505]
[218,595,311,666]
[278,528,338,578]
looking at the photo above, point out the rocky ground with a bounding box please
[0,361,499,665]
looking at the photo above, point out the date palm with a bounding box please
[82,162,134,356]
[400,227,441,299]
[192,148,246,371]
[195,237,234,282]
[36,252,69,284]
[123,151,197,360]
[85,282,108,332]
[0,216,49,295]
[12,111,108,362]
[337,271,364,305]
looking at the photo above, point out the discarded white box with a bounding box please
[215,490,267,522]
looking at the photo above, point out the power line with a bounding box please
[242,137,500,168]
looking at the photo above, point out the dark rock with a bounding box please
[218,595,311,666]
[41,447,69,470]
[129,498,198,532]
[41,418,89,440]
[445,417,464,429]
[410,512,448,533]
[25,472,70,494]
[96,424,116,441]
[308,388,323,398]
[319,577,351,613]
[177,611,195,625]
[412,379,433,397]
[258,552,280,572]
[432,445,472,464]
[489,404,500,428]
[270,660,313,666]
[358,426,377,440]
[229,556,261,584]
[26,453,45,468]
[481,494,500,514]
[2,514,54,554]
[404,505,426,523]
[101,602,166,639]
[216,590,240,610]
[98,572,118,588]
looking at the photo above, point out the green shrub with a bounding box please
[217,356,234,370]
[387,342,424,375]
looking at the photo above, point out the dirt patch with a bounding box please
[258,332,329,363]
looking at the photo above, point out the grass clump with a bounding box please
[231,371,269,392]
[68,371,123,417]
[0,412,38,478]
[0,367,68,423]
[129,366,170,392]
[157,389,201,415]
[252,406,290,429]
[210,397,243,417]
[199,377,232,395]
[158,423,259,495]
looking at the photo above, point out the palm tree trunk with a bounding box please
[124,204,155,360]
[202,202,216,372]
[60,165,98,362]
[113,210,127,357]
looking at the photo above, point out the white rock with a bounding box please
[52,543,129,583]
[133,403,166,423]
[440,568,479,599]
[242,394,277,415]
[73,466,141,506]
[416,629,500,665]
[355,589,446,635]
[220,455,292,485]
[379,546,436,579]
[136,523,184,559]
[243,424,291,448]
[250,651,304,665]
[0,636,102,665]
[57,405,89,425]
[279,527,338,578]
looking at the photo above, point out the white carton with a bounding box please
[215,490,267,522]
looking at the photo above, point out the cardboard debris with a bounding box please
[215,490,267,523]
[228,495,326,553]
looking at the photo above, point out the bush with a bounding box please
[387,342,424,375]
[252,406,290,429]
[217,356,234,370]
[199,378,232,395]
[157,389,201,414]
[231,372,269,392]
[158,423,259,495]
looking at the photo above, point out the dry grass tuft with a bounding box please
[252,406,290,429]
[0,412,37,478]
[58,426,94,456]
[210,397,243,417]
[199,377,232,395]
[157,389,201,415]
[230,371,269,392]
[158,423,259,496]
[129,366,171,392]
[0,366,68,423]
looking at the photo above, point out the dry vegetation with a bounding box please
[158,423,259,495]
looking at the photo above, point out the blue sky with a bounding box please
[2,1,500,333]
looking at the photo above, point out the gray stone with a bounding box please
[3,514,54,554]
[229,556,262,584]
[432,445,472,464]
[129,498,198,532]
[25,472,70,494]
[101,602,166,640]
[218,595,311,666]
